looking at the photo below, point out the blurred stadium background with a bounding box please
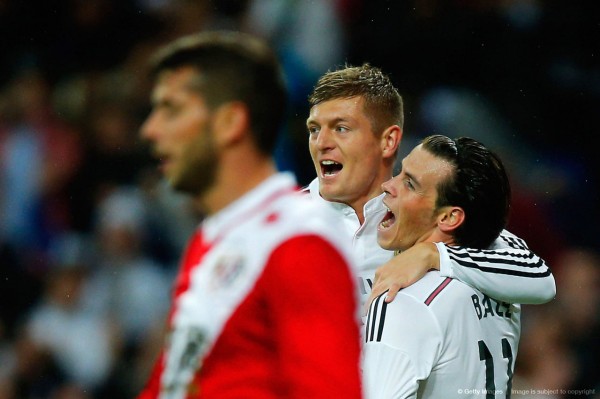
[0,0,598,397]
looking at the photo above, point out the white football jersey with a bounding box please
[363,271,521,398]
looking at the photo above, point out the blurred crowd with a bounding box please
[0,0,598,398]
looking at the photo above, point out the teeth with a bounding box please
[321,159,342,177]
[379,208,395,229]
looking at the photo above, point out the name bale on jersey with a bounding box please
[471,293,513,320]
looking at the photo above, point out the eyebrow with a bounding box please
[307,116,352,126]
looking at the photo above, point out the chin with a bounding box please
[378,232,408,252]
[318,187,340,203]
[172,177,200,196]
[377,236,393,251]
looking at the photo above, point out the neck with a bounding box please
[423,230,455,247]
[352,170,393,225]
[198,147,277,215]
[350,197,373,226]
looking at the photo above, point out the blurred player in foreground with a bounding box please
[137,31,362,399]
[364,135,520,398]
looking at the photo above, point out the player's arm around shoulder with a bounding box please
[368,229,556,307]
[438,230,556,304]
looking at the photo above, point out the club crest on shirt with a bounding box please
[209,254,245,290]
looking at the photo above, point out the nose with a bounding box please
[381,177,395,196]
[314,127,335,151]
[140,112,157,141]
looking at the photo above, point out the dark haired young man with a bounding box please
[364,135,519,397]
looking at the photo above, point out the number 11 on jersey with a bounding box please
[478,338,514,399]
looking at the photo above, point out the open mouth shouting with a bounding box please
[320,160,343,178]
[379,204,396,231]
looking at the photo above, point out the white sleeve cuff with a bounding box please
[435,242,454,278]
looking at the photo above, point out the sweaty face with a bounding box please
[377,145,453,251]
[307,96,388,212]
[141,67,218,196]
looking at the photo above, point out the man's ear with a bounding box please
[437,206,465,234]
[381,125,402,160]
[212,101,250,148]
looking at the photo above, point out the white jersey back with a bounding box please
[363,271,521,398]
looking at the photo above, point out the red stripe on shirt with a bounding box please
[424,277,452,306]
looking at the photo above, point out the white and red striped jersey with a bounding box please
[138,173,362,399]
[363,271,521,398]
[304,178,555,305]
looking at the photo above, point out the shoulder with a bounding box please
[489,229,530,250]
[364,285,443,378]
[264,191,349,246]
[365,274,456,341]
[391,272,481,330]
[399,272,473,304]
[227,190,354,274]
[366,273,481,351]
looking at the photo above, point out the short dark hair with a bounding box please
[149,30,287,155]
[421,135,511,249]
[308,63,403,135]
